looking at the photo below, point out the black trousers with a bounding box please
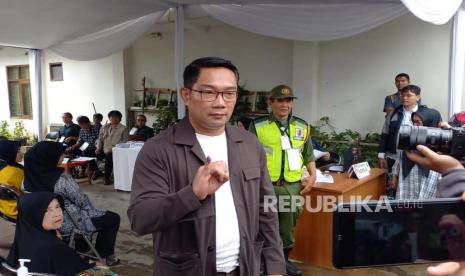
[104,152,113,180]
[74,211,120,258]
[91,211,120,258]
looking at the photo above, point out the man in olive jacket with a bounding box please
[128,57,285,276]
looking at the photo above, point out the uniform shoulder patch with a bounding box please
[253,116,272,128]
[291,116,309,129]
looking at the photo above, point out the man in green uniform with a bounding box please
[250,84,316,276]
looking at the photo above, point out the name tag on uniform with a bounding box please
[129,127,138,135]
[287,148,301,171]
[281,135,291,150]
[293,128,305,141]
[59,136,65,143]
[79,142,89,151]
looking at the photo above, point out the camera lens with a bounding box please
[397,125,453,153]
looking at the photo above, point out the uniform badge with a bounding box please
[293,128,305,141]
[281,87,290,95]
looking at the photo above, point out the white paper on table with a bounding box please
[287,148,301,171]
[72,157,96,162]
[79,142,89,151]
[316,170,334,184]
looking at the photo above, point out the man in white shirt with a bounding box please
[128,57,285,276]
[378,85,424,195]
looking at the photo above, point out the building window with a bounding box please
[7,65,32,119]
[50,62,63,81]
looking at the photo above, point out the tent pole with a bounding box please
[28,49,43,141]
[175,5,186,120]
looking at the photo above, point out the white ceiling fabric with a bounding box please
[400,0,463,25]
[50,11,166,61]
[0,0,169,49]
[202,3,408,42]
[0,0,462,59]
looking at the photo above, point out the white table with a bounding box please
[112,146,142,191]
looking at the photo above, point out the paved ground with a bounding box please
[83,180,431,276]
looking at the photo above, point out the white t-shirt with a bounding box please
[195,132,240,273]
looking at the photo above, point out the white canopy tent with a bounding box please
[0,0,463,139]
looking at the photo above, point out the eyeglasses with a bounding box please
[189,88,238,102]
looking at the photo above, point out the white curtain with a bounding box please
[202,4,407,42]
[401,0,463,25]
[50,11,166,61]
[28,49,43,141]
[449,2,465,117]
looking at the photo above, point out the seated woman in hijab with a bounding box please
[391,108,443,199]
[0,139,24,258]
[23,141,121,266]
[7,192,116,275]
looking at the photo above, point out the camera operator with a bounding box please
[405,145,465,275]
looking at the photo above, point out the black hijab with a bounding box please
[402,108,443,179]
[0,140,23,170]
[7,192,90,275]
[23,141,64,192]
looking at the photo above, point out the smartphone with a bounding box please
[332,198,465,268]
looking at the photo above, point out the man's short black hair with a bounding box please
[108,110,122,120]
[77,115,90,125]
[137,114,147,121]
[183,57,239,88]
[93,113,103,120]
[401,84,421,95]
[63,112,73,119]
[395,73,410,81]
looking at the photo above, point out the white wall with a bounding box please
[2,13,459,138]
[126,14,458,135]
[42,50,127,127]
[0,47,35,134]
[125,19,293,98]
[316,14,452,134]
[292,41,319,123]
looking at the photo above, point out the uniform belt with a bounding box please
[272,179,300,186]
[217,267,239,276]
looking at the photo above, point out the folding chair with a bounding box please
[1,256,58,276]
[0,184,19,224]
[62,209,104,264]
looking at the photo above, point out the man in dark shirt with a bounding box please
[129,114,154,142]
[66,116,99,157]
[58,112,80,153]
[93,113,103,134]
[66,115,100,176]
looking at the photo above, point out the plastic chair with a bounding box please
[44,132,59,142]
[315,151,341,169]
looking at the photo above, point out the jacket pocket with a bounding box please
[243,167,260,180]
[157,251,201,275]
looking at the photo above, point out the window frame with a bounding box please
[6,64,32,119]
[49,62,63,81]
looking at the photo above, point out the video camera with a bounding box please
[397,125,465,160]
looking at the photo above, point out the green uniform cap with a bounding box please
[269,84,297,99]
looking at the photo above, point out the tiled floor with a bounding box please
[83,181,431,276]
